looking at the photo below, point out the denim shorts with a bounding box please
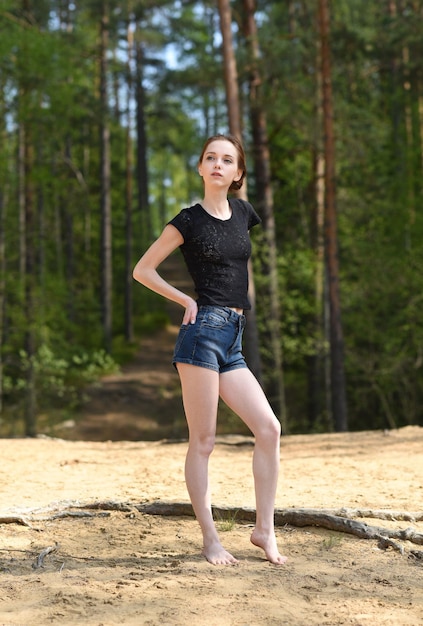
[172,305,247,373]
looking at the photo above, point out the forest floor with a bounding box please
[1,255,423,625]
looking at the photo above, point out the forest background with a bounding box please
[0,0,422,438]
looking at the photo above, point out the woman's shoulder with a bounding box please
[169,203,199,223]
[167,203,203,238]
[229,197,256,214]
[229,198,261,226]
[230,197,251,209]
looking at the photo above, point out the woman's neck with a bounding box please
[201,192,231,219]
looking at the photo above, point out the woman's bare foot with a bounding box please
[202,540,239,565]
[250,529,288,565]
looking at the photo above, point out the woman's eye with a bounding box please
[224,159,233,164]
[206,155,215,161]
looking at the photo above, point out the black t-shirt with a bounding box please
[168,198,261,310]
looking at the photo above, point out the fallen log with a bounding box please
[1,500,422,559]
[137,501,423,557]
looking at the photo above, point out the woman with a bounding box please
[133,134,287,566]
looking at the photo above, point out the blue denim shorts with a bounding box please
[172,306,247,373]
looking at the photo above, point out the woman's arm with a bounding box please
[133,224,198,325]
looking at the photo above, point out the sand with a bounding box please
[1,426,422,626]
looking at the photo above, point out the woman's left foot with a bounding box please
[250,529,288,565]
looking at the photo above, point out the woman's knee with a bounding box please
[188,432,216,457]
[255,415,281,446]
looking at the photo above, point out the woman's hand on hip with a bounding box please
[182,298,198,325]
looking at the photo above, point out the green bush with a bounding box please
[2,345,119,428]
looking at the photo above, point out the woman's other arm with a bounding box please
[133,224,198,324]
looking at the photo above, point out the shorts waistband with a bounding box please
[198,305,245,320]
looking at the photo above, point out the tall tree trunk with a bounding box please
[0,78,5,416]
[135,24,150,246]
[308,147,326,429]
[61,0,75,327]
[217,0,262,383]
[308,22,330,430]
[99,1,113,353]
[64,137,75,326]
[18,123,26,279]
[217,0,242,138]
[125,19,134,343]
[401,2,422,241]
[23,129,37,436]
[18,109,37,436]
[0,184,5,417]
[387,1,407,211]
[82,136,91,257]
[409,63,422,206]
[18,0,37,436]
[318,0,348,432]
[242,0,287,431]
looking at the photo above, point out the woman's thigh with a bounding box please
[176,363,220,439]
[219,368,280,438]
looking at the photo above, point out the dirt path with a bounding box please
[59,253,193,442]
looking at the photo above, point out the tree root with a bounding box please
[1,500,422,560]
[137,501,423,559]
[32,543,59,569]
[0,515,32,527]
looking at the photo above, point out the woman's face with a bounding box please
[198,139,242,190]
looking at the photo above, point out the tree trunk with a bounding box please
[125,19,134,343]
[99,1,113,353]
[318,0,348,432]
[217,0,242,138]
[386,0,407,230]
[135,24,150,246]
[0,184,5,416]
[242,0,287,431]
[308,25,330,430]
[401,2,422,242]
[24,129,37,436]
[18,123,26,279]
[18,0,37,436]
[82,135,91,257]
[217,0,262,383]
[308,148,326,429]
[64,137,75,326]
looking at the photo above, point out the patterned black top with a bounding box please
[168,198,261,310]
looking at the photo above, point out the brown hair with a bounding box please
[198,134,246,191]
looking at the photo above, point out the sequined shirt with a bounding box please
[168,198,261,310]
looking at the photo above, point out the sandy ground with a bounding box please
[1,427,423,626]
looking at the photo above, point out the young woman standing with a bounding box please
[133,134,287,566]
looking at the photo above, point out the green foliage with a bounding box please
[1,345,118,436]
[215,509,239,532]
[1,0,422,436]
[320,534,343,551]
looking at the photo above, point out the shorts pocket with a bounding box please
[202,310,228,329]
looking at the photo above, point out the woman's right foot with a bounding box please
[202,540,238,565]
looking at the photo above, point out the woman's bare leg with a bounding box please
[219,368,288,565]
[176,363,238,565]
